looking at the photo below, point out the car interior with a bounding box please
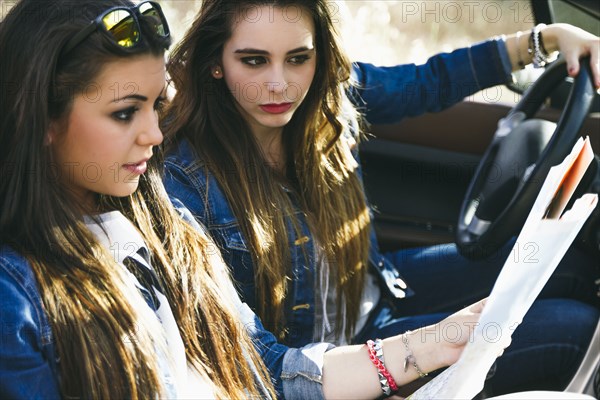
[359,0,599,397]
[0,0,597,398]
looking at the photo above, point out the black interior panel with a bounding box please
[360,139,481,251]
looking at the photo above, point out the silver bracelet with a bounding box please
[373,339,392,396]
[402,331,428,379]
[528,23,550,68]
[366,339,398,396]
[515,31,525,68]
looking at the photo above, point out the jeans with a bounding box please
[355,240,600,396]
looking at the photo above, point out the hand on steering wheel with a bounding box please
[457,56,597,259]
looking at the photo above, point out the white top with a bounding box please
[313,246,380,345]
[85,211,214,399]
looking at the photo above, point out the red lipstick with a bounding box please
[260,103,293,114]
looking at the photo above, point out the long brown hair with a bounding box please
[0,0,274,398]
[166,0,371,342]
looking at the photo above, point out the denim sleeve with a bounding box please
[350,38,513,124]
[236,301,334,400]
[0,260,60,399]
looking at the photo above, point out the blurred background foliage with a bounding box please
[0,1,534,103]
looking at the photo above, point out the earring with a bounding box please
[212,67,222,79]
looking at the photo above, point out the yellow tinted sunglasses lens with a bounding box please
[139,3,168,37]
[102,9,139,48]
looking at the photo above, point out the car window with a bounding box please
[335,1,532,65]
[550,1,599,35]
[335,0,534,105]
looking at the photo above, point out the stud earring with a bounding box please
[212,68,222,78]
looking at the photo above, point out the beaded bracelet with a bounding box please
[402,331,428,379]
[366,339,398,396]
[528,23,550,68]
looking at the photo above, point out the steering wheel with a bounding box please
[456,56,596,259]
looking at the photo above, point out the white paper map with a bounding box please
[409,137,598,400]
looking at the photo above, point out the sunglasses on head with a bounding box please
[60,1,170,58]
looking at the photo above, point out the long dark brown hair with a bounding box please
[0,0,274,398]
[166,0,371,342]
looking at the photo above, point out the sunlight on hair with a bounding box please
[336,206,370,249]
[250,213,274,254]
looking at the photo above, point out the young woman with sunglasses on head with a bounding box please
[0,0,276,398]
[0,1,492,399]
[163,0,600,397]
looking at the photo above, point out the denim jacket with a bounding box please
[0,247,60,400]
[164,36,513,347]
[349,38,512,124]
[0,203,333,399]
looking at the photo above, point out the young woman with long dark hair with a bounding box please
[0,1,273,398]
[164,0,600,396]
